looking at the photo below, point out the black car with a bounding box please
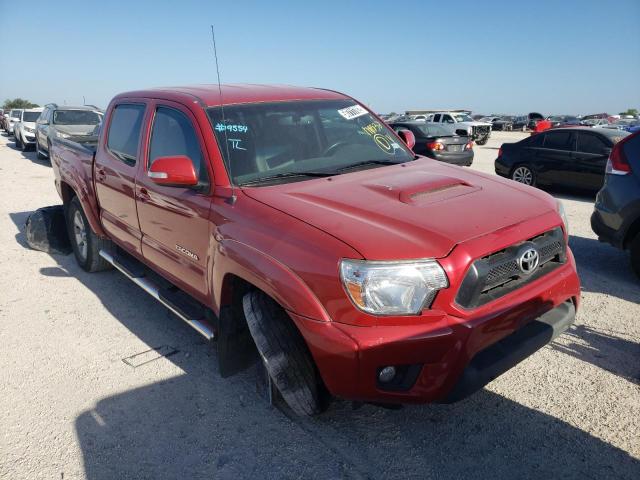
[390,121,473,166]
[495,127,630,190]
[547,115,581,128]
[481,116,513,131]
[591,131,640,278]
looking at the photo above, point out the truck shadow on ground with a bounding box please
[9,211,640,480]
[569,234,639,303]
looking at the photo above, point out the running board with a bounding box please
[99,250,215,340]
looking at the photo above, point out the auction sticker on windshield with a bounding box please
[338,104,368,120]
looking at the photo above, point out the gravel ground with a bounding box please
[0,130,638,479]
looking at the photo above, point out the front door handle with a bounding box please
[137,187,150,202]
[96,167,106,181]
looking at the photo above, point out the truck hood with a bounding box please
[241,158,556,260]
[459,121,492,127]
[56,124,98,136]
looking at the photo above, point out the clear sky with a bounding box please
[0,0,638,115]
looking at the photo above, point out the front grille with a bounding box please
[455,227,566,309]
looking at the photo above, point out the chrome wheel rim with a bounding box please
[513,166,533,185]
[73,210,88,261]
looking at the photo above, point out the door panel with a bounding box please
[574,132,609,189]
[94,102,148,256]
[534,131,575,185]
[135,102,213,303]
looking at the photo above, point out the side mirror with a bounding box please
[397,129,415,150]
[148,155,198,187]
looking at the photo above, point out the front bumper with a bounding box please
[22,133,36,144]
[292,242,580,404]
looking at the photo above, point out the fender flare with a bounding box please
[212,239,331,322]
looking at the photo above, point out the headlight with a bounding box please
[56,131,70,138]
[25,127,34,133]
[340,259,448,315]
[557,200,569,235]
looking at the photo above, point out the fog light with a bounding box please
[378,366,397,383]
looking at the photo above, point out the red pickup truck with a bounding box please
[51,84,580,415]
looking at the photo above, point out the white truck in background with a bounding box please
[425,111,492,145]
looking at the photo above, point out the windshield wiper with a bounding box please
[331,159,405,172]
[239,171,334,186]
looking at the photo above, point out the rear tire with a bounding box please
[242,290,328,416]
[630,234,640,280]
[66,196,111,272]
[511,164,536,187]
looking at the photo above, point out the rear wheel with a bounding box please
[511,165,536,186]
[630,234,640,280]
[242,290,328,416]
[66,197,111,272]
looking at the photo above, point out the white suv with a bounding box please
[14,108,43,151]
[6,109,23,135]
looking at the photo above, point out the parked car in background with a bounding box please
[0,110,8,131]
[511,115,528,131]
[50,84,578,415]
[427,111,492,145]
[547,116,581,128]
[526,112,545,130]
[390,121,474,166]
[495,127,629,191]
[582,118,610,127]
[598,119,638,132]
[480,116,513,131]
[591,131,640,278]
[14,108,44,151]
[35,104,102,159]
[5,109,23,135]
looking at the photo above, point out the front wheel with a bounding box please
[476,136,488,146]
[630,234,640,280]
[15,133,22,150]
[511,165,536,186]
[242,290,328,416]
[66,197,112,272]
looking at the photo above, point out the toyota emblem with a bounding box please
[518,247,540,274]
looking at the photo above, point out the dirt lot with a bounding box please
[0,130,638,479]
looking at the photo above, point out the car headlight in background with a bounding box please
[557,200,569,235]
[340,259,448,315]
[56,131,70,138]
[24,127,34,133]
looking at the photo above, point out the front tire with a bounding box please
[630,234,640,280]
[15,133,22,150]
[511,165,536,186]
[66,197,111,272]
[242,290,328,416]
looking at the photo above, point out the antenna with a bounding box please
[210,26,235,203]
[83,95,86,105]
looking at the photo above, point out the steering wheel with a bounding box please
[322,141,351,157]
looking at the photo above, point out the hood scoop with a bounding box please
[364,172,481,205]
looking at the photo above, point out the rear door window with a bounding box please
[433,114,441,123]
[543,131,574,151]
[577,132,609,154]
[107,104,146,165]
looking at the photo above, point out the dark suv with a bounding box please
[591,131,640,277]
[35,104,102,159]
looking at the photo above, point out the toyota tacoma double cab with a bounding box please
[50,84,580,415]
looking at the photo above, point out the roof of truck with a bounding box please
[115,84,348,107]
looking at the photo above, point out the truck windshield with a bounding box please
[207,100,414,186]
[22,112,41,122]
[453,114,473,122]
[53,110,101,125]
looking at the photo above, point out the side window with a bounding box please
[107,104,146,165]
[443,114,454,123]
[543,131,573,151]
[433,114,441,122]
[577,133,608,154]
[528,133,545,147]
[149,106,206,180]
